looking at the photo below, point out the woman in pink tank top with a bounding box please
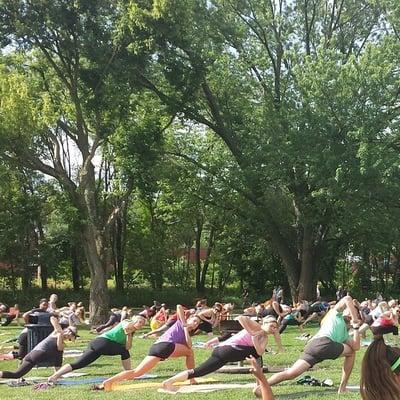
[162,315,279,392]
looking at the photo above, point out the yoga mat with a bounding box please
[58,377,106,386]
[159,382,254,394]
[113,377,216,391]
[346,385,360,392]
[58,373,158,385]
[218,365,269,373]
[0,372,88,384]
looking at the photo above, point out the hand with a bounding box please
[247,356,264,380]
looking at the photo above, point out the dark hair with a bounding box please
[360,336,400,400]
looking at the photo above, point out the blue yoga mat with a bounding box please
[58,374,158,386]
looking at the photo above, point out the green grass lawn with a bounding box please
[0,323,366,399]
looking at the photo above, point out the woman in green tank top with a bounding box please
[48,315,146,383]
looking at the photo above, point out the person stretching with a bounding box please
[161,315,279,393]
[47,315,145,383]
[100,304,200,391]
[257,295,360,395]
[0,319,77,379]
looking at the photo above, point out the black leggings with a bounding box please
[70,337,130,370]
[17,331,28,360]
[2,350,62,378]
[187,345,259,379]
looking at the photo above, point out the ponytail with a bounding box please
[360,337,400,400]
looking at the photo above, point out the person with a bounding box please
[360,328,400,400]
[93,306,130,333]
[0,303,20,326]
[58,302,82,328]
[48,294,58,313]
[220,303,234,321]
[250,356,275,400]
[242,288,250,308]
[99,305,200,391]
[195,302,223,337]
[279,307,305,335]
[260,298,286,352]
[141,306,193,338]
[336,286,346,301]
[161,315,279,393]
[275,287,283,304]
[259,295,360,395]
[150,304,169,331]
[301,300,332,326]
[316,284,321,301]
[7,298,51,361]
[138,304,157,320]
[47,315,146,383]
[0,318,77,378]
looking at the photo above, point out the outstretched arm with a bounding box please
[177,305,192,348]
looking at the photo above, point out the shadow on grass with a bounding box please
[276,388,336,399]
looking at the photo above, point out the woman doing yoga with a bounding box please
[100,304,200,391]
[162,315,279,393]
[47,315,145,383]
[0,318,77,379]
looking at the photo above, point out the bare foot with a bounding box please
[103,381,113,392]
[190,379,197,385]
[162,381,178,393]
[338,386,349,393]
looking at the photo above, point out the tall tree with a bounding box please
[0,1,148,322]
[118,0,400,300]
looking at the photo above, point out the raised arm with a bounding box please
[56,332,65,351]
[177,305,192,348]
[334,296,360,323]
[237,316,264,336]
[51,316,63,333]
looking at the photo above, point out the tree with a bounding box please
[118,0,400,300]
[0,1,145,322]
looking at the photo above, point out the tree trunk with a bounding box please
[297,225,317,300]
[195,218,203,293]
[199,226,215,290]
[71,244,81,291]
[113,214,126,292]
[269,224,319,302]
[82,224,110,324]
[37,222,48,290]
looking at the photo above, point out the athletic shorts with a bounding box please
[198,320,213,333]
[148,342,175,359]
[300,337,344,367]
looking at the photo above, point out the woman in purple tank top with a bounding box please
[100,305,200,391]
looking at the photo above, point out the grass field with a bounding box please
[0,322,369,399]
